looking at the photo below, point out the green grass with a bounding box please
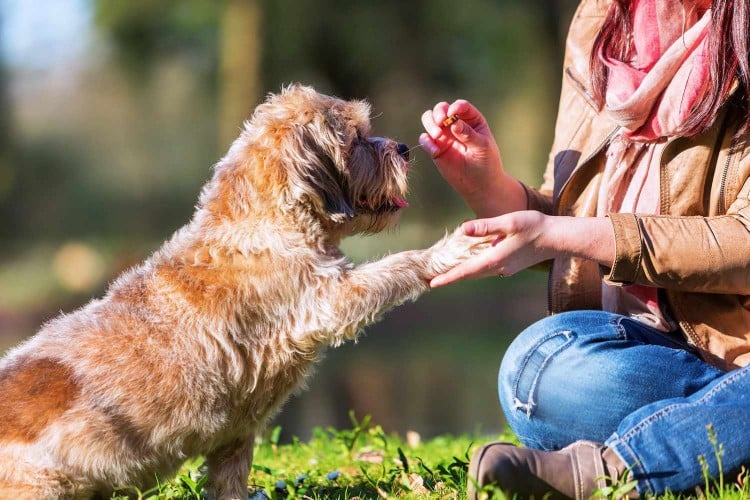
[108,415,749,500]
[110,411,517,499]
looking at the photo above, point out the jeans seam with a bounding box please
[618,364,750,442]
[615,314,697,352]
[515,433,544,450]
[511,329,575,417]
[608,436,654,495]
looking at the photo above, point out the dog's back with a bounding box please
[0,251,320,498]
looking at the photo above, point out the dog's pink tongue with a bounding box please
[392,195,409,208]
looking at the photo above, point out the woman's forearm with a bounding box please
[466,172,529,219]
[543,216,616,267]
[431,212,617,288]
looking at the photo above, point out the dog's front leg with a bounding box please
[204,435,255,500]
[322,228,490,344]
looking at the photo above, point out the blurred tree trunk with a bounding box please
[0,12,15,239]
[219,0,262,150]
[533,0,580,78]
[0,20,9,151]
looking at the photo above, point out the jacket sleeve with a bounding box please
[605,181,750,294]
[522,177,554,214]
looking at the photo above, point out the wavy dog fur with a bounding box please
[0,85,490,499]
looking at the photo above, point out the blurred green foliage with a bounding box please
[0,0,575,437]
[0,0,577,243]
[95,0,220,72]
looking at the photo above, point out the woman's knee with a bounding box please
[499,311,620,398]
[497,311,626,449]
[499,313,583,415]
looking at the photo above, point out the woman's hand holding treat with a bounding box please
[419,100,527,218]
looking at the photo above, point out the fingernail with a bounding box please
[418,136,435,156]
[430,277,444,288]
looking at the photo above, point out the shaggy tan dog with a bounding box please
[0,85,488,499]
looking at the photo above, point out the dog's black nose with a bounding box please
[397,143,410,160]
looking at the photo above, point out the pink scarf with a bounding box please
[602,0,712,141]
[596,0,711,331]
[597,0,712,215]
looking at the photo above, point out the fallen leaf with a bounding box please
[354,450,384,464]
[406,430,421,449]
[407,473,429,495]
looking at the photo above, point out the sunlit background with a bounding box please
[0,0,577,440]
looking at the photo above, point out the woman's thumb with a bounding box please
[462,218,493,236]
[462,215,510,237]
[450,119,482,146]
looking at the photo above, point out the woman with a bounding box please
[419,0,750,498]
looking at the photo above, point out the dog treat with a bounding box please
[442,114,460,127]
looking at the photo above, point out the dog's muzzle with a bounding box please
[397,143,410,160]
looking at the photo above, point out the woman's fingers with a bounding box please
[448,119,484,149]
[432,101,450,127]
[421,102,450,138]
[421,109,445,140]
[447,99,487,128]
[421,99,494,162]
[462,215,514,238]
[430,212,553,288]
[418,133,441,157]
[432,99,489,152]
[419,132,454,159]
[430,247,506,288]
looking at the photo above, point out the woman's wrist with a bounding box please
[542,216,616,267]
[465,172,528,219]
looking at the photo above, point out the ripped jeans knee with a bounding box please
[497,310,715,451]
[498,311,640,450]
[504,327,576,419]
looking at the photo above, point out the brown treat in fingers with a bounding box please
[442,114,460,127]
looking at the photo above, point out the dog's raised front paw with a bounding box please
[427,227,493,278]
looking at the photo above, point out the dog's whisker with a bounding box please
[407,144,424,155]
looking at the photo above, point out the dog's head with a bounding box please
[234,85,410,235]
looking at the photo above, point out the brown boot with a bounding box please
[466,440,635,499]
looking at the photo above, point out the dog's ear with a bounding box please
[303,145,355,224]
[284,124,355,224]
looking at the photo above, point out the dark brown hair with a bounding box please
[590,0,750,136]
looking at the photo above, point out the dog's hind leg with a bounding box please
[0,447,83,499]
[204,434,255,500]
[0,472,78,500]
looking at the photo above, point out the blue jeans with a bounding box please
[498,310,750,495]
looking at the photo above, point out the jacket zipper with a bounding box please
[554,126,619,213]
[548,127,618,314]
[718,133,738,214]
[547,261,554,314]
[564,67,599,110]
[657,136,679,215]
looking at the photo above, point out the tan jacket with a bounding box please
[523,0,750,370]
